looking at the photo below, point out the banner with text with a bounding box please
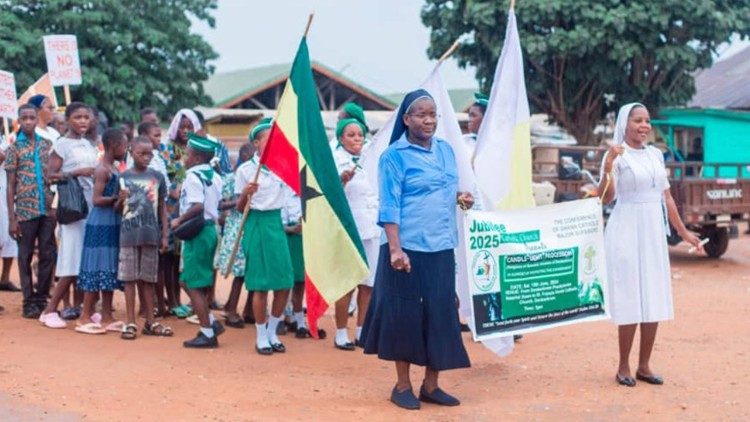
[462,198,609,341]
[0,70,18,120]
[43,35,82,86]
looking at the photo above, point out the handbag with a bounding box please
[56,176,89,224]
[173,172,207,241]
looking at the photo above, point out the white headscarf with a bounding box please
[167,108,202,141]
[613,102,645,145]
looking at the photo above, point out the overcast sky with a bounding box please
[192,1,750,96]
[191,0,478,95]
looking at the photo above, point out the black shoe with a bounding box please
[513,334,523,342]
[224,317,245,329]
[285,320,298,333]
[616,374,636,387]
[459,323,471,332]
[255,344,273,355]
[0,281,21,292]
[212,320,225,336]
[390,386,420,410]
[354,338,364,349]
[418,385,460,406]
[335,340,356,351]
[276,321,288,335]
[183,332,218,349]
[243,315,256,324]
[317,328,327,339]
[295,327,313,338]
[270,342,286,353]
[208,300,222,311]
[635,372,664,385]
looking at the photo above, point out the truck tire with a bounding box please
[702,227,729,259]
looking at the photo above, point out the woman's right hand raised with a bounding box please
[604,145,625,173]
[390,249,411,273]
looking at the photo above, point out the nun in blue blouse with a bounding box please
[360,89,474,410]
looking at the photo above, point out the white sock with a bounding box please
[267,315,282,344]
[355,326,363,340]
[294,311,307,329]
[200,327,215,338]
[335,328,350,345]
[255,323,269,348]
[208,313,216,324]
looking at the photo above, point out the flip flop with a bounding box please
[186,314,200,325]
[170,306,189,318]
[75,322,106,335]
[104,321,125,332]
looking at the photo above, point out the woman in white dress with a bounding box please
[39,103,99,328]
[599,103,702,387]
[332,118,381,350]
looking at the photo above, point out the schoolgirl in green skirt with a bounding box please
[235,118,294,355]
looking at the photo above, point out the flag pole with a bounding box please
[224,13,316,277]
[2,118,9,138]
[510,0,516,10]
[438,39,461,64]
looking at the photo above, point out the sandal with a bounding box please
[170,306,190,319]
[121,323,138,340]
[142,321,174,337]
[104,321,125,332]
[74,322,106,335]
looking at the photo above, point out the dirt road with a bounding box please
[0,238,748,421]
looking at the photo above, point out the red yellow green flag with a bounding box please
[260,38,369,337]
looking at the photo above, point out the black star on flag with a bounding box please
[300,165,322,221]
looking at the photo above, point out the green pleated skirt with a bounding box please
[180,223,218,289]
[242,209,294,292]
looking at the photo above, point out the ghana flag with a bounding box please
[259,38,369,337]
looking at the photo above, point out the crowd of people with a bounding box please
[0,89,702,410]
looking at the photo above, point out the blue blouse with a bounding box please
[378,134,458,252]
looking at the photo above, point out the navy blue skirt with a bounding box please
[361,245,470,371]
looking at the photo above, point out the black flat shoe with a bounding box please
[317,329,327,339]
[390,386,420,410]
[285,320,298,333]
[276,322,288,335]
[295,327,312,338]
[212,320,225,336]
[616,374,636,387]
[354,338,364,349]
[334,341,356,351]
[418,385,460,406]
[224,317,245,329]
[0,281,21,292]
[183,332,218,349]
[270,342,286,353]
[636,372,664,385]
[256,344,273,355]
[513,334,523,342]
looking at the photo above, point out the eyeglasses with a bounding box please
[407,112,440,120]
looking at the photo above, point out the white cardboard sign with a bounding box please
[0,70,18,120]
[43,35,82,86]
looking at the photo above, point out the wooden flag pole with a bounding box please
[438,39,461,64]
[2,118,9,139]
[223,163,262,277]
[63,85,71,105]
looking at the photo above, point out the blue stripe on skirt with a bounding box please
[361,244,470,371]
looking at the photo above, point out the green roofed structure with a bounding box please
[204,61,397,111]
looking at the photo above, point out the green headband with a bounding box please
[250,117,273,141]
[187,132,220,154]
[336,118,367,142]
[474,92,489,108]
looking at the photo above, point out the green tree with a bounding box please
[0,0,218,123]
[422,0,750,144]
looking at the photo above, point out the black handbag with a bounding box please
[56,176,89,224]
[173,213,205,240]
[173,172,207,240]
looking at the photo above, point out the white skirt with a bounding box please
[56,219,86,277]
[359,237,380,287]
[605,201,673,325]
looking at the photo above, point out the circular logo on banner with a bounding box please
[583,243,598,275]
[471,250,497,292]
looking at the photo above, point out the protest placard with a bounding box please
[43,35,82,87]
[463,198,610,340]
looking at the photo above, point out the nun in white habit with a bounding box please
[598,103,702,387]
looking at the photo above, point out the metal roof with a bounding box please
[204,61,397,110]
[689,46,750,109]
